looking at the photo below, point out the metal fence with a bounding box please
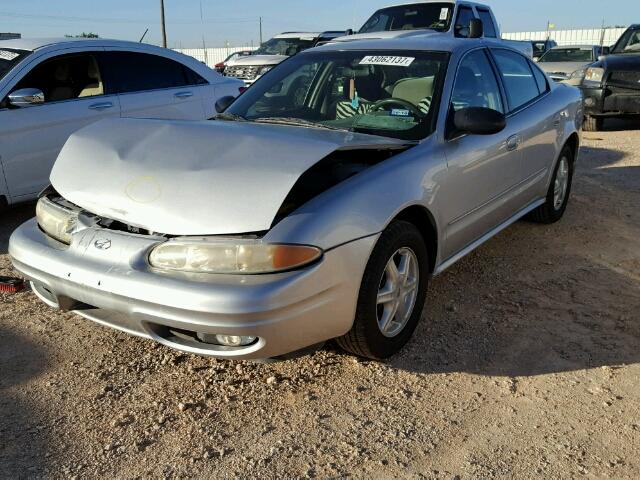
[175,27,628,68]
[502,28,627,47]
[174,46,257,68]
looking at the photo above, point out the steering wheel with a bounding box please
[369,98,424,118]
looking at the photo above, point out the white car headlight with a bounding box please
[149,239,322,274]
[583,67,605,85]
[257,66,273,76]
[36,196,78,245]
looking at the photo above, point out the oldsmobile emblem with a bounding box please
[94,238,112,250]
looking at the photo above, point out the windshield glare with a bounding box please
[226,50,448,141]
[359,3,453,33]
[255,38,315,56]
[0,48,30,82]
[614,29,640,53]
[540,48,593,63]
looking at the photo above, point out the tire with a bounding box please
[529,144,574,224]
[336,220,429,360]
[583,115,604,132]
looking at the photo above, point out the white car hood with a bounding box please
[51,118,410,235]
[225,54,287,67]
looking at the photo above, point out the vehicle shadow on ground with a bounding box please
[387,250,640,377]
[0,325,51,477]
[0,203,35,254]
[600,117,640,132]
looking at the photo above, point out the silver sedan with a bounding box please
[9,35,583,360]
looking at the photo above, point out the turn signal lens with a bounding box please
[149,239,322,274]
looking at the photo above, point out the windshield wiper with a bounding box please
[213,112,247,122]
[254,117,346,131]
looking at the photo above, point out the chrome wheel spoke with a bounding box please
[376,247,420,338]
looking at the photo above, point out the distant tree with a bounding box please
[64,32,99,38]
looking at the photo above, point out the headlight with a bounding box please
[148,239,322,274]
[583,67,605,85]
[257,66,273,76]
[36,196,78,245]
[569,68,586,80]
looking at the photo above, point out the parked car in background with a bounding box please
[224,32,349,85]
[581,24,640,131]
[537,45,605,85]
[0,37,243,208]
[214,50,253,73]
[531,39,558,59]
[347,1,533,57]
[10,34,582,361]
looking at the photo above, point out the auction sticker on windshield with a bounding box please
[360,56,415,67]
[0,50,20,61]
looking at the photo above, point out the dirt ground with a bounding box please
[1,119,639,479]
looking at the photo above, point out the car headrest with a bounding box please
[87,60,100,81]
[392,76,434,105]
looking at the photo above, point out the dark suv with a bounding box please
[581,24,640,131]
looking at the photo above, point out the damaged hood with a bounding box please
[51,118,410,235]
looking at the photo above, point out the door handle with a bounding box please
[505,135,520,152]
[89,102,114,110]
[174,91,194,99]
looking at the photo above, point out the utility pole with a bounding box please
[259,16,263,45]
[160,0,167,48]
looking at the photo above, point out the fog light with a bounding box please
[196,333,257,347]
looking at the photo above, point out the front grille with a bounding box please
[225,65,260,81]
[608,71,640,89]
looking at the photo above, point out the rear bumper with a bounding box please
[582,85,640,116]
[9,219,377,359]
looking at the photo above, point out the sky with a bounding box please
[1,0,638,48]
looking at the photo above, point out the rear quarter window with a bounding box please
[476,9,497,38]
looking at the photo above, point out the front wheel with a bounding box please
[529,145,574,224]
[336,221,429,360]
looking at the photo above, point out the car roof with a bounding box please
[548,44,598,49]
[374,0,488,10]
[273,32,322,39]
[0,37,169,53]
[312,31,515,55]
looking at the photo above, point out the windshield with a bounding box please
[0,48,30,82]
[254,37,315,56]
[539,48,594,63]
[612,29,640,54]
[225,50,449,141]
[359,3,453,33]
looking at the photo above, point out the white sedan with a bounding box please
[0,38,243,208]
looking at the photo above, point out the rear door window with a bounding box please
[476,8,497,38]
[104,52,205,94]
[491,49,540,111]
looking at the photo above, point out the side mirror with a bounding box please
[215,95,236,113]
[8,88,45,108]
[346,29,354,36]
[453,107,506,136]
[469,19,484,39]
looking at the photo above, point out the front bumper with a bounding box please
[582,84,640,116]
[9,219,378,359]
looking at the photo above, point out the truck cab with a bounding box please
[338,1,532,57]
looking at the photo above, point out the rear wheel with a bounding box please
[583,115,604,132]
[336,221,429,360]
[529,145,574,224]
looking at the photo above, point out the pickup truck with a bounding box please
[580,24,640,131]
[338,0,533,58]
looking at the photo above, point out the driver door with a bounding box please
[0,50,120,200]
[440,48,523,260]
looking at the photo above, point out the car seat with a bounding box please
[79,59,104,97]
[49,63,74,102]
